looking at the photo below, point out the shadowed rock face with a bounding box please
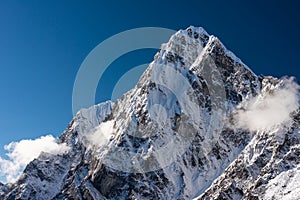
[1,27,298,200]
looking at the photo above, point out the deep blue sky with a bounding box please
[0,1,299,157]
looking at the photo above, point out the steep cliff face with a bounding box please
[1,27,299,200]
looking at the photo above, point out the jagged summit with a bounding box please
[1,27,299,200]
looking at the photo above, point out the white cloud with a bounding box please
[85,120,114,147]
[234,78,299,131]
[0,135,69,183]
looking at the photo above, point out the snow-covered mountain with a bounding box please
[1,26,299,200]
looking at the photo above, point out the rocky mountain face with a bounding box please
[1,27,299,200]
[197,109,300,200]
[0,182,4,196]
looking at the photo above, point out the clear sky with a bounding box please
[0,1,299,159]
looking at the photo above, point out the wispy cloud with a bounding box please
[234,77,299,131]
[85,120,114,147]
[0,135,69,183]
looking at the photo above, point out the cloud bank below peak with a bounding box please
[0,135,69,183]
[234,77,299,131]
